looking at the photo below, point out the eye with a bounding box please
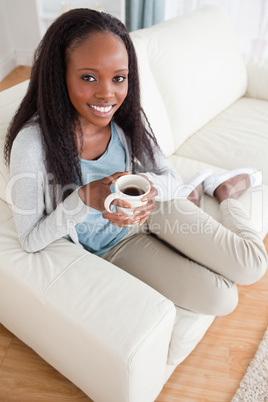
[113,75,127,83]
[81,75,96,82]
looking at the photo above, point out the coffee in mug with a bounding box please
[121,186,145,196]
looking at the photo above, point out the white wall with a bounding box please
[0,0,40,81]
[36,0,125,37]
[0,0,15,81]
[0,0,125,81]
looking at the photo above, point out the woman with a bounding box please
[4,8,267,316]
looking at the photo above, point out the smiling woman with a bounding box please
[4,6,268,326]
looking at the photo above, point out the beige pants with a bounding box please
[102,198,267,316]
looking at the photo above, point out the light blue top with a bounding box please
[75,122,131,256]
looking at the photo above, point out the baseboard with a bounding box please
[0,51,16,81]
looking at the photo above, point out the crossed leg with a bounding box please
[103,173,267,316]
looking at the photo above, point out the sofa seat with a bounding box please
[175,97,268,183]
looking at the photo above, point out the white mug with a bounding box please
[104,174,151,217]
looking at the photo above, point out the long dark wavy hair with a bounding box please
[4,8,158,201]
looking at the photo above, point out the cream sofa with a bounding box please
[0,5,268,402]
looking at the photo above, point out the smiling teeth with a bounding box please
[90,105,113,113]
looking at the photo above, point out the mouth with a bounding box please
[88,104,115,116]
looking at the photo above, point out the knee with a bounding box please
[209,285,239,316]
[184,282,239,316]
[236,242,268,286]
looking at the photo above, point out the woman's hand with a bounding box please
[78,172,158,228]
[78,171,133,227]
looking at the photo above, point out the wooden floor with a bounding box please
[0,66,32,92]
[1,67,268,401]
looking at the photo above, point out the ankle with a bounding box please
[214,183,230,203]
[214,174,250,203]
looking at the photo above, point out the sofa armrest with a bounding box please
[0,206,176,402]
[243,54,268,101]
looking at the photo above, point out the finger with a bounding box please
[129,213,149,227]
[133,199,155,215]
[141,186,158,202]
[102,211,133,226]
[139,216,149,227]
[102,171,129,186]
[112,198,132,209]
[109,171,130,184]
[107,210,141,227]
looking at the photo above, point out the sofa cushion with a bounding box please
[176,97,268,184]
[130,5,247,150]
[0,80,29,202]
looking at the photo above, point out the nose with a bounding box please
[95,80,114,100]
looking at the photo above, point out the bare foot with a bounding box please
[187,183,203,207]
[214,174,250,203]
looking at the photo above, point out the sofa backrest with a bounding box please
[0,80,29,202]
[130,5,248,154]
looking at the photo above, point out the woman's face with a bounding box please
[66,32,129,129]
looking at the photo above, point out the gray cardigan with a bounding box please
[9,122,182,252]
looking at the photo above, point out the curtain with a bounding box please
[126,0,165,32]
[164,0,268,58]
